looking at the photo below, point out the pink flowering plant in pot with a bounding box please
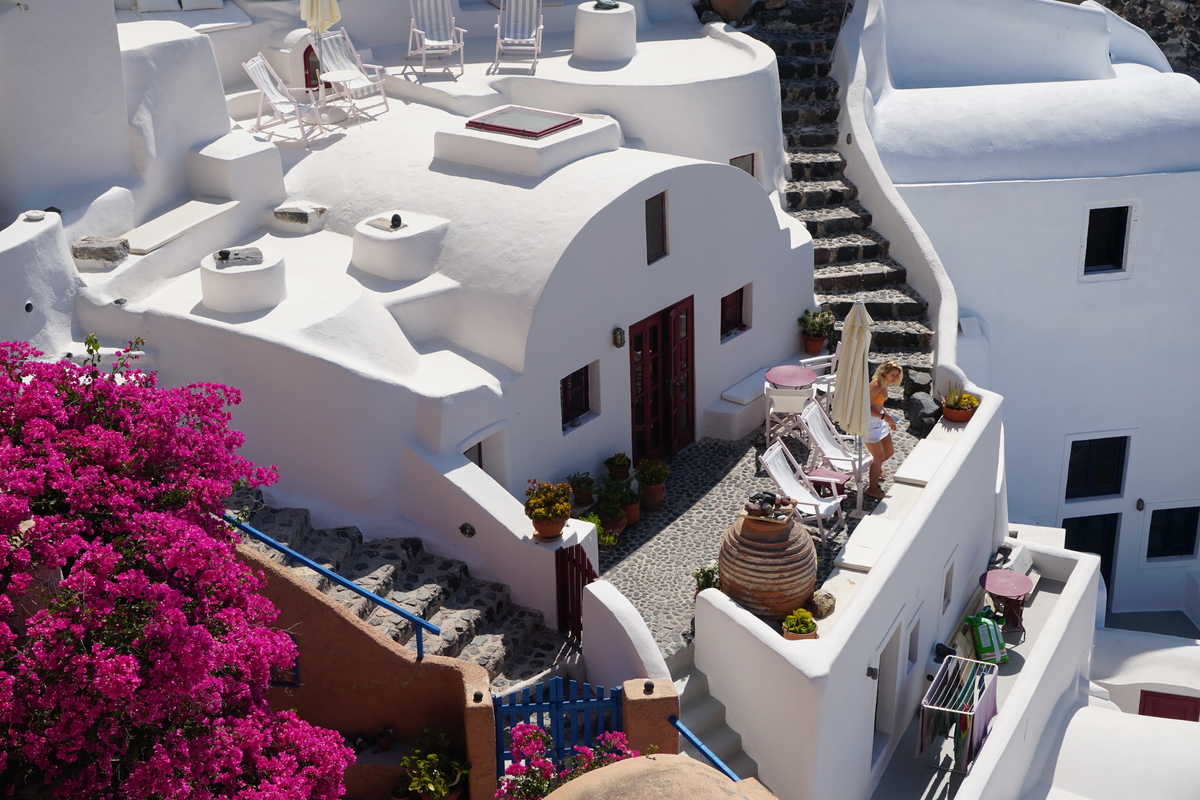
[495,722,643,799]
[0,337,354,799]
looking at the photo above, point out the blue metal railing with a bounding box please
[669,715,740,782]
[223,513,440,659]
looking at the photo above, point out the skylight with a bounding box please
[465,107,583,139]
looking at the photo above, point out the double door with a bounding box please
[628,297,694,462]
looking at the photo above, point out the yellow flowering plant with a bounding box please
[524,480,572,521]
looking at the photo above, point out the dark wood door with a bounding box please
[629,297,694,462]
[1062,513,1119,599]
[1139,690,1200,721]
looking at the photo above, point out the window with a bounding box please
[1084,206,1129,274]
[1066,436,1127,499]
[942,563,954,613]
[730,153,755,177]
[720,287,745,339]
[463,441,482,469]
[560,366,589,427]
[646,192,667,263]
[1147,506,1199,559]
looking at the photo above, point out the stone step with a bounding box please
[752,30,839,58]
[326,537,423,619]
[755,0,847,33]
[460,605,545,680]
[780,75,840,104]
[777,56,833,80]
[364,552,470,643]
[243,505,316,565]
[814,258,907,292]
[490,627,581,694]
[424,578,512,658]
[781,98,841,128]
[291,524,362,576]
[813,230,889,265]
[784,177,857,209]
[790,200,873,237]
[787,148,846,180]
[831,319,934,350]
[817,285,928,319]
[785,125,839,148]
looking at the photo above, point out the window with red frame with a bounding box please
[560,366,589,427]
[720,287,745,338]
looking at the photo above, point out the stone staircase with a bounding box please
[749,0,934,399]
[668,647,759,783]
[232,499,579,693]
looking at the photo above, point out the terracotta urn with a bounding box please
[641,483,666,511]
[622,500,640,526]
[719,516,818,617]
[532,517,567,541]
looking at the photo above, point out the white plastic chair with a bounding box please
[760,439,846,543]
[799,401,873,480]
[492,0,543,73]
[242,54,325,147]
[317,29,389,118]
[800,341,840,411]
[408,0,466,76]
[765,384,814,443]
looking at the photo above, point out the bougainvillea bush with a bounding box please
[0,339,353,799]
[495,722,642,799]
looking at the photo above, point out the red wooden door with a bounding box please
[629,297,694,462]
[1139,690,1200,721]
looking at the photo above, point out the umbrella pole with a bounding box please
[850,435,866,519]
[307,29,348,125]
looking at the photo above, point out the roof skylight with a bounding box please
[465,106,583,139]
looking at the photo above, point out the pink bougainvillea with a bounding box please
[0,339,353,799]
[495,723,642,799]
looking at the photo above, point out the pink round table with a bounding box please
[765,365,818,389]
[979,569,1034,634]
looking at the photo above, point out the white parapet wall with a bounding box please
[581,580,670,688]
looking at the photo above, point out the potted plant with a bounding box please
[582,512,616,551]
[604,452,631,480]
[594,493,627,539]
[566,471,595,506]
[398,725,470,800]
[940,380,980,424]
[782,607,818,640]
[692,560,720,600]
[619,484,640,526]
[635,458,670,511]
[798,309,834,355]
[524,479,572,540]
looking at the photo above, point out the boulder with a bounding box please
[809,588,835,619]
[906,392,941,437]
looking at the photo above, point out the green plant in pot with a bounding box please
[584,512,617,550]
[604,452,631,480]
[798,309,834,355]
[782,607,818,640]
[566,471,595,505]
[635,458,670,511]
[692,560,720,599]
[525,479,572,540]
[619,483,641,526]
[396,725,470,800]
[594,492,627,538]
[940,380,980,424]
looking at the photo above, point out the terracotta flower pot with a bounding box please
[622,501,640,526]
[607,464,631,481]
[600,511,627,538]
[573,486,594,506]
[531,517,567,541]
[377,728,394,752]
[802,334,827,355]
[641,482,666,511]
[941,404,976,424]
[782,624,818,640]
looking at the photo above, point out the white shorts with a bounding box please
[867,416,890,444]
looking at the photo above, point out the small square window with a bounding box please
[1148,507,1199,559]
[560,366,589,427]
[730,153,755,177]
[646,192,667,264]
[1084,206,1129,274]
[720,287,745,339]
[1066,436,1127,499]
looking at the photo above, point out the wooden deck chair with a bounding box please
[242,53,325,147]
[760,439,846,543]
[799,401,872,481]
[492,0,543,73]
[765,384,814,444]
[408,0,466,76]
[317,29,389,118]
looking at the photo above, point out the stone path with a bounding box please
[599,411,917,661]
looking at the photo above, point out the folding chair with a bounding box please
[759,439,846,543]
[492,0,543,73]
[765,384,814,444]
[800,341,840,412]
[799,401,872,483]
[317,29,389,118]
[242,54,325,147]
[408,0,467,76]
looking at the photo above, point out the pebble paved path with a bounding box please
[599,414,917,660]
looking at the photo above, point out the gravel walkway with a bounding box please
[599,413,919,661]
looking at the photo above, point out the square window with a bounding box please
[646,192,667,264]
[1084,206,1129,274]
[1147,507,1199,559]
[730,153,755,177]
[1066,436,1127,499]
[720,287,745,338]
[560,366,589,427]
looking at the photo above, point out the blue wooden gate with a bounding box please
[493,676,624,776]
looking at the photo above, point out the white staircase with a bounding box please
[669,646,759,782]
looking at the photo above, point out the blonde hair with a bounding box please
[873,359,903,386]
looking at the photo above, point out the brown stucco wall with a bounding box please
[237,545,497,800]
[620,678,680,757]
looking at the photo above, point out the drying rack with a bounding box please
[918,655,998,773]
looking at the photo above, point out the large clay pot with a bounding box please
[622,501,640,526]
[941,404,976,424]
[802,334,827,355]
[710,0,751,22]
[641,482,666,511]
[532,517,567,541]
[719,517,818,618]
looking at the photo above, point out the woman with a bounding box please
[865,359,902,499]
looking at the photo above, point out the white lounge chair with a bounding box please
[408,0,466,76]
[765,384,814,444]
[242,53,325,147]
[492,0,543,73]
[760,439,846,543]
[317,29,389,118]
[799,401,873,481]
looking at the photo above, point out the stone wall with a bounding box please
[1061,0,1200,80]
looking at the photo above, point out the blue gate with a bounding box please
[493,676,623,776]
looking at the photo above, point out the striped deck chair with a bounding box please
[759,439,846,543]
[493,0,543,73]
[318,29,389,117]
[408,0,466,76]
[242,54,325,147]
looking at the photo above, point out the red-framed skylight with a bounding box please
[466,106,583,139]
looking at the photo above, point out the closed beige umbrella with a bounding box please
[831,301,873,515]
[301,0,344,123]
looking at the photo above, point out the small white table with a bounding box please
[574,1,637,61]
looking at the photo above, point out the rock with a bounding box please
[906,392,941,437]
[903,368,931,400]
[809,588,835,619]
[271,201,328,234]
[70,236,129,271]
[699,9,722,22]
